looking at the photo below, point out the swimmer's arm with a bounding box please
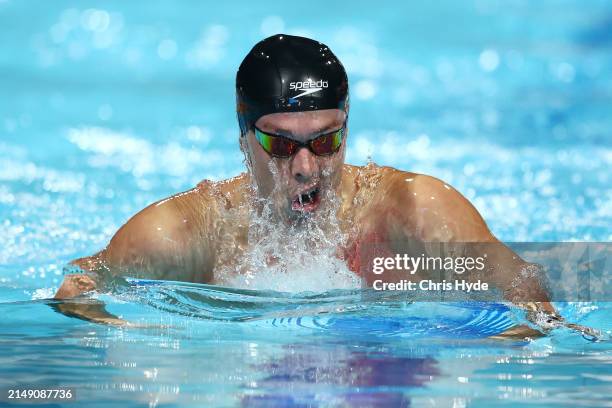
[441,197,600,336]
[388,172,556,313]
[55,187,216,299]
[388,172,599,337]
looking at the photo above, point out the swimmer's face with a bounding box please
[242,109,347,222]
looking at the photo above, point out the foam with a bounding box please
[214,157,360,293]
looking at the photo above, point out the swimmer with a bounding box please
[54,34,579,337]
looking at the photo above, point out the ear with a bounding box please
[239,133,253,167]
[239,133,247,153]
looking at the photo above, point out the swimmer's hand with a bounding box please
[50,298,130,326]
[490,302,601,341]
[54,273,168,328]
[523,304,602,341]
[53,272,134,325]
[54,274,98,299]
[489,324,545,340]
[50,297,169,329]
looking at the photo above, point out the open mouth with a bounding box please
[291,186,321,213]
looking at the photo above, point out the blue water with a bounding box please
[1,0,611,406]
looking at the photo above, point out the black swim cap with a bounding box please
[236,34,349,136]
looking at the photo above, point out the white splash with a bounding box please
[215,158,360,293]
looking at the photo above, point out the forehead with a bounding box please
[255,109,346,137]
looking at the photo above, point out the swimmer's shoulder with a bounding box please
[108,173,247,255]
[103,177,245,282]
[343,164,490,240]
[340,163,418,221]
[109,185,206,256]
[101,186,207,281]
[392,169,491,240]
[195,172,249,210]
[344,163,462,204]
[341,163,420,197]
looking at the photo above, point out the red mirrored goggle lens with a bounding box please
[255,127,344,158]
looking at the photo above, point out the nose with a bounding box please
[291,147,318,183]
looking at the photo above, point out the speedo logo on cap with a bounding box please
[289,79,328,99]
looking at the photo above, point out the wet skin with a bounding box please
[54,109,569,336]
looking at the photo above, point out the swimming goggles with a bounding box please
[254,125,345,158]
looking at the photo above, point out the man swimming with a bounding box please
[55,34,559,328]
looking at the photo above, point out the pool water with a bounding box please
[1,0,611,406]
